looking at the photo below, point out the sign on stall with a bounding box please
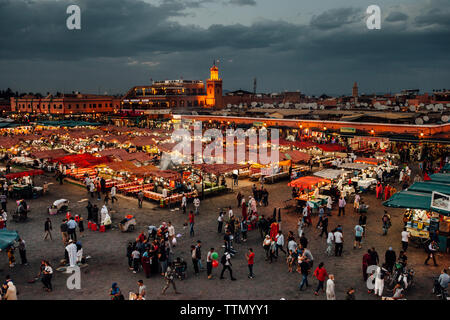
[431,191,450,213]
[340,127,356,133]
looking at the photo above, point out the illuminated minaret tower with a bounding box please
[206,62,223,108]
[352,82,359,98]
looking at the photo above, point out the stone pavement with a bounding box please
[0,172,448,300]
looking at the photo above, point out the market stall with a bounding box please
[288,176,331,210]
[384,189,450,250]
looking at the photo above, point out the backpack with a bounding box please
[221,254,227,265]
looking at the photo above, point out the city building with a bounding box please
[10,93,120,115]
[121,64,224,112]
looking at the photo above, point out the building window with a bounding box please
[76,104,79,109]
[99,103,102,108]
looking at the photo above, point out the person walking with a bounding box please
[316,205,325,229]
[42,261,53,292]
[137,190,144,208]
[325,231,333,257]
[362,249,372,281]
[60,219,69,245]
[313,262,328,296]
[191,245,199,275]
[334,228,344,257]
[359,213,367,236]
[181,194,187,214]
[385,247,397,272]
[161,262,180,295]
[220,250,236,280]
[206,248,214,279]
[319,214,329,238]
[298,256,310,291]
[263,235,271,261]
[193,197,200,215]
[132,247,141,274]
[354,223,364,249]
[401,228,410,252]
[338,196,346,217]
[353,194,360,213]
[275,231,286,256]
[44,218,53,240]
[382,211,391,235]
[0,192,7,212]
[373,264,387,298]
[17,238,27,265]
[246,248,255,279]
[217,211,224,233]
[195,240,203,270]
[110,185,118,204]
[188,211,195,237]
[326,274,336,300]
[424,240,439,266]
[237,191,243,208]
[66,217,78,242]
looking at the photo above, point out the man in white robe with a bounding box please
[65,240,78,267]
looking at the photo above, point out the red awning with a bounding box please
[5,169,45,179]
[288,176,330,189]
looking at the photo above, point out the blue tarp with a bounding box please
[383,190,450,216]
[0,229,19,250]
[429,173,450,184]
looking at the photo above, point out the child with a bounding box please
[7,246,15,268]
[286,250,294,273]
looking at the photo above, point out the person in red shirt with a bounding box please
[246,248,255,279]
[188,211,195,237]
[313,262,329,295]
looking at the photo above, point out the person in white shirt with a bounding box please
[228,207,234,221]
[181,194,187,214]
[333,229,343,256]
[326,197,332,216]
[401,228,410,252]
[338,196,346,216]
[374,264,387,297]
[110,185,118,204]
[326,274,336,300]
[89,182,95,198]
[275,231,286,256]
[162,187,168,198]
[326,231,334,256]
[193,197,200,215]
[288,238,298,253]
[217,211,224,233]
[168,221,175,246]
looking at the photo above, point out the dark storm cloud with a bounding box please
[414,8,450,27]
[310,7,363,30]
[228,0,257,6]
[385,11,408,22]
[0,0,449,95]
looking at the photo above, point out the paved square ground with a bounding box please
[1,170,448,300]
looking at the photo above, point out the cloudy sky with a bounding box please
[0,0,449,96]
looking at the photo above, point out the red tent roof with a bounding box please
[5,169,44,179]
[288,176,330,189]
